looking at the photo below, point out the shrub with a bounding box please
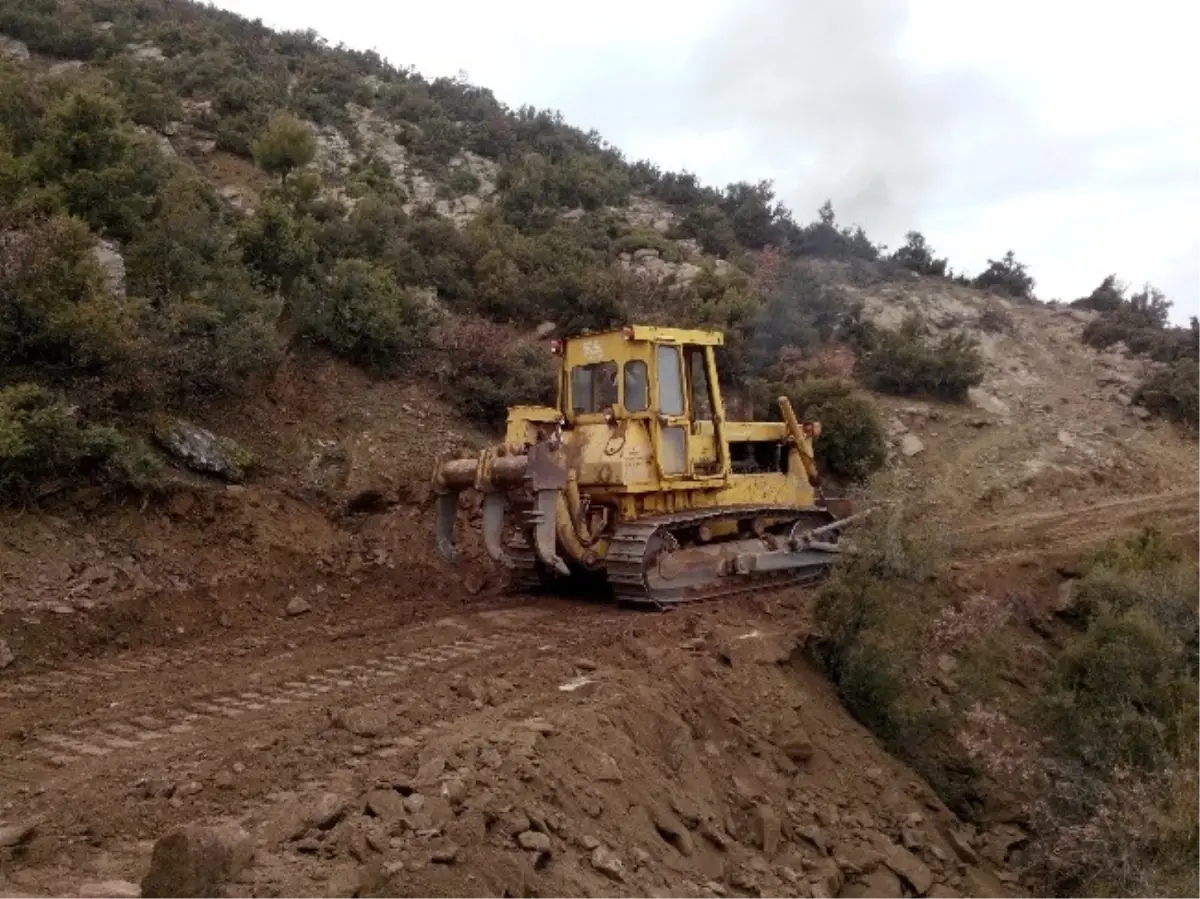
[0,214,144,375]
[429,317,556,429]
[858,314,985,401]
[973,250,1035,300]
[0,382,126,501]
[1134,359,1199,429]
[745,261,854,376]
[251,112,316,182]
[1071,274,1126,314]
[1021,536,1199,896]
[1081,282,1197,368]
[300,258,434,374]
[806,501,978,808]
[753,377,887,483]
[891,231,948,277]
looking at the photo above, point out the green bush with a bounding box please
[806,503,975,809]
[429,317,555,429]
[891,231,948,277]
[859,313,985,401]
[752,377,887,483]
[1134,359,1199,429]
[973,250,1035,300]
[0,214,143,375]
[299,259,434,374]
[1021,528,1199,896]
[0,383,125,500]
[251,111,317,182]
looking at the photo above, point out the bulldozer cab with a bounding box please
[553,326,728,483]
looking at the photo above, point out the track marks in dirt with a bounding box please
[20,635,500,768]
[4,605,627,783]
[958,487,1197,561]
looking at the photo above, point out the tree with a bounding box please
[973,250,1035,300]
[251,112,316,183]
[891,231,947,277]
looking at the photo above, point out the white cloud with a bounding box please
[211,0,1199,323]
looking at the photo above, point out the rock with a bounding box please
[583,750,623,783]
[981,824,1027,866]
[928,885,958,898]
[365,789,406,821]
[0,35,31,61]
[886,416,909,436]
[844,867,903,898]
[590,846,626,882]
[431,844,460,864]
[323,863,363,898]
[1056,429,1076,448]
[883,842,934,896]
[712,626,795,666]
[900,434,925,457]
[0,818,39,848]
[967,387,1010,417]
[152,420,252,483]
[534,322,556,338]
[632,247,661,261]
[1052,580,1079,615]
[0,638,13,669]
[753,804,781,856]
[77,880,141,898]
[946,828,978,864]
[285,596,311,617]
[91,238,127,297]
[140,823,254,898]
[780,729,814,762]
[414,756,446,786]
[797,824,830,855]
[809,858,844,898]
[265,792,348,843]
[517,830,551,853]
[651,807,694,856]
[333,706,387,737]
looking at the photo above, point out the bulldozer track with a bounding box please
[607,505,838,606]
[504,504,841,607]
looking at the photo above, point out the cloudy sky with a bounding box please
[214,0,1198,323]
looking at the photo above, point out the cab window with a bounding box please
[656,345,684,416]
[571,362,618,414]
[686,347,712,420]
[623,360,649,412]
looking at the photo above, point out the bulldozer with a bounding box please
[431,325,862,607]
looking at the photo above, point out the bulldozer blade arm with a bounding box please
[435,492,462,562]
[531,488,570,576]
[482,491,515,568]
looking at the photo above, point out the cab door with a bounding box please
[654,343,689,478]
[683,345,722,477]
[653,343,725,480]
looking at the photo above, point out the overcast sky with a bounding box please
[213,0,1198,323]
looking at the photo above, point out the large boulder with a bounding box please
[153,420,253,483]
[140,823,255,898]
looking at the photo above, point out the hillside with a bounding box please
[1,2,1198,898]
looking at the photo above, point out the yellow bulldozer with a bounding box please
[432,325,863,606]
